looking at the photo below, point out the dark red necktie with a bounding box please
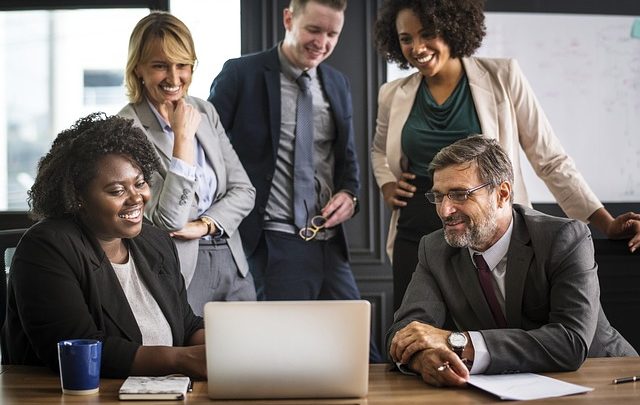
[473,254,507,328]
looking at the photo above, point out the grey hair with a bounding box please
[429,135,514,202]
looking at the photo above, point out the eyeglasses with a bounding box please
[425,182,492,204]
[299,215,327,241]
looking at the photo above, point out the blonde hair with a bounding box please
[125,11,197,103]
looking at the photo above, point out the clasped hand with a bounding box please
[160,99,202,166]
[320,191,356,228]
[390,321,469,387]
[170,219,214,240]
[381,172,416,208]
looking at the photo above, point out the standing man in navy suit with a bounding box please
[208,0,363,307]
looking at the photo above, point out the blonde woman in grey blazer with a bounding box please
[372,0,640,311]
[119,12,256,315]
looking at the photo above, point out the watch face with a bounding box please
[449,332,467,347]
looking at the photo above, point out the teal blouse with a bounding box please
[401,74,482,177]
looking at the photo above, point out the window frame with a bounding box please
[0,0,167,222]
[0,1,167,12]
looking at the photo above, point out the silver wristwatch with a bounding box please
[447,331,468,358]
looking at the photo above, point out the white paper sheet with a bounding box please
[467,373,593,401]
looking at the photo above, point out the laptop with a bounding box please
[204,300,370,399]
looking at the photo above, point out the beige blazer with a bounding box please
[371,57,602,260]
[119,96,255,286]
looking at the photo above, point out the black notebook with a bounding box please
[119,376,191,400]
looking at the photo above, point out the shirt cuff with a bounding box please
[169,157,196,180]
[337,189,358,210]
[395,361,417,376]
[210,218,225,237]
[468,331,490,374]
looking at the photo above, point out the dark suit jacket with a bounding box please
[387,205,637,374]
[1,218,203,378]
[208,46,360,257]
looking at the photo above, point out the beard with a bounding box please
[442,203,499,249]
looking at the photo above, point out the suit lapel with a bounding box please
[94,255,142,343]
[128,237,181,344]
[388,73,422,176]
[133,101,174,163]
[504,209,534,328]
[452,250,498,329]
[463,58,498,140]
[73,221,141,342]
[264,48,282,161]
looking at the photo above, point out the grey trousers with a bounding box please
[187,240,257,316]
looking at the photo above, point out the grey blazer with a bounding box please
[118,96,255,286]
[387,204,636,374]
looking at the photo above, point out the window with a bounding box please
[0,1,240,210]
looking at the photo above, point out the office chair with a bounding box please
[0,228,27,330]
[595,239,640,353]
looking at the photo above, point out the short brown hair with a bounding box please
[289,0,347,16]
[125,11,197,103]
[429,136,514,202]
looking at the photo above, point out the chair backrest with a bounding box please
[595,238,640,353]
[0,228,27,330]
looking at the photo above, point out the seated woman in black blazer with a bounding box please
[1,113,206,379]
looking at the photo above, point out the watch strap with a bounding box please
[200,217,213,235]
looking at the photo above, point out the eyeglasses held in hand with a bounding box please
[299,215,327,241]
[425,182,492,204]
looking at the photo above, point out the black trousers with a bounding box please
[392,176,442,311]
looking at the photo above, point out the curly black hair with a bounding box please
[374,0,486,69]
[28,112,159,220]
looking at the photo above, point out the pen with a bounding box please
[613,376,640,384]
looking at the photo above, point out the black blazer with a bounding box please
[208,46,360,257]
[1,217,203,378]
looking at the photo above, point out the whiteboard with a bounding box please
[386,13,640,202]
[476,13,640,202]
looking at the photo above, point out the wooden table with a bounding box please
[1,358,640,404]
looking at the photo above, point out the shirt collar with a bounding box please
[277,42,317,82]
[468,214,514,271]
[145,97,171,132]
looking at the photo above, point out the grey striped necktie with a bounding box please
[293,72,315,229]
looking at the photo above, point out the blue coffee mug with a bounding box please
[57,339,102,395]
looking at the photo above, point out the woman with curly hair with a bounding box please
[1,113,206,379]
[372,0,640,311]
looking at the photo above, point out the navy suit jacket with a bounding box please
[208,46,360,257]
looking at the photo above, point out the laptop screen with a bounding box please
[204,300,370,399]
